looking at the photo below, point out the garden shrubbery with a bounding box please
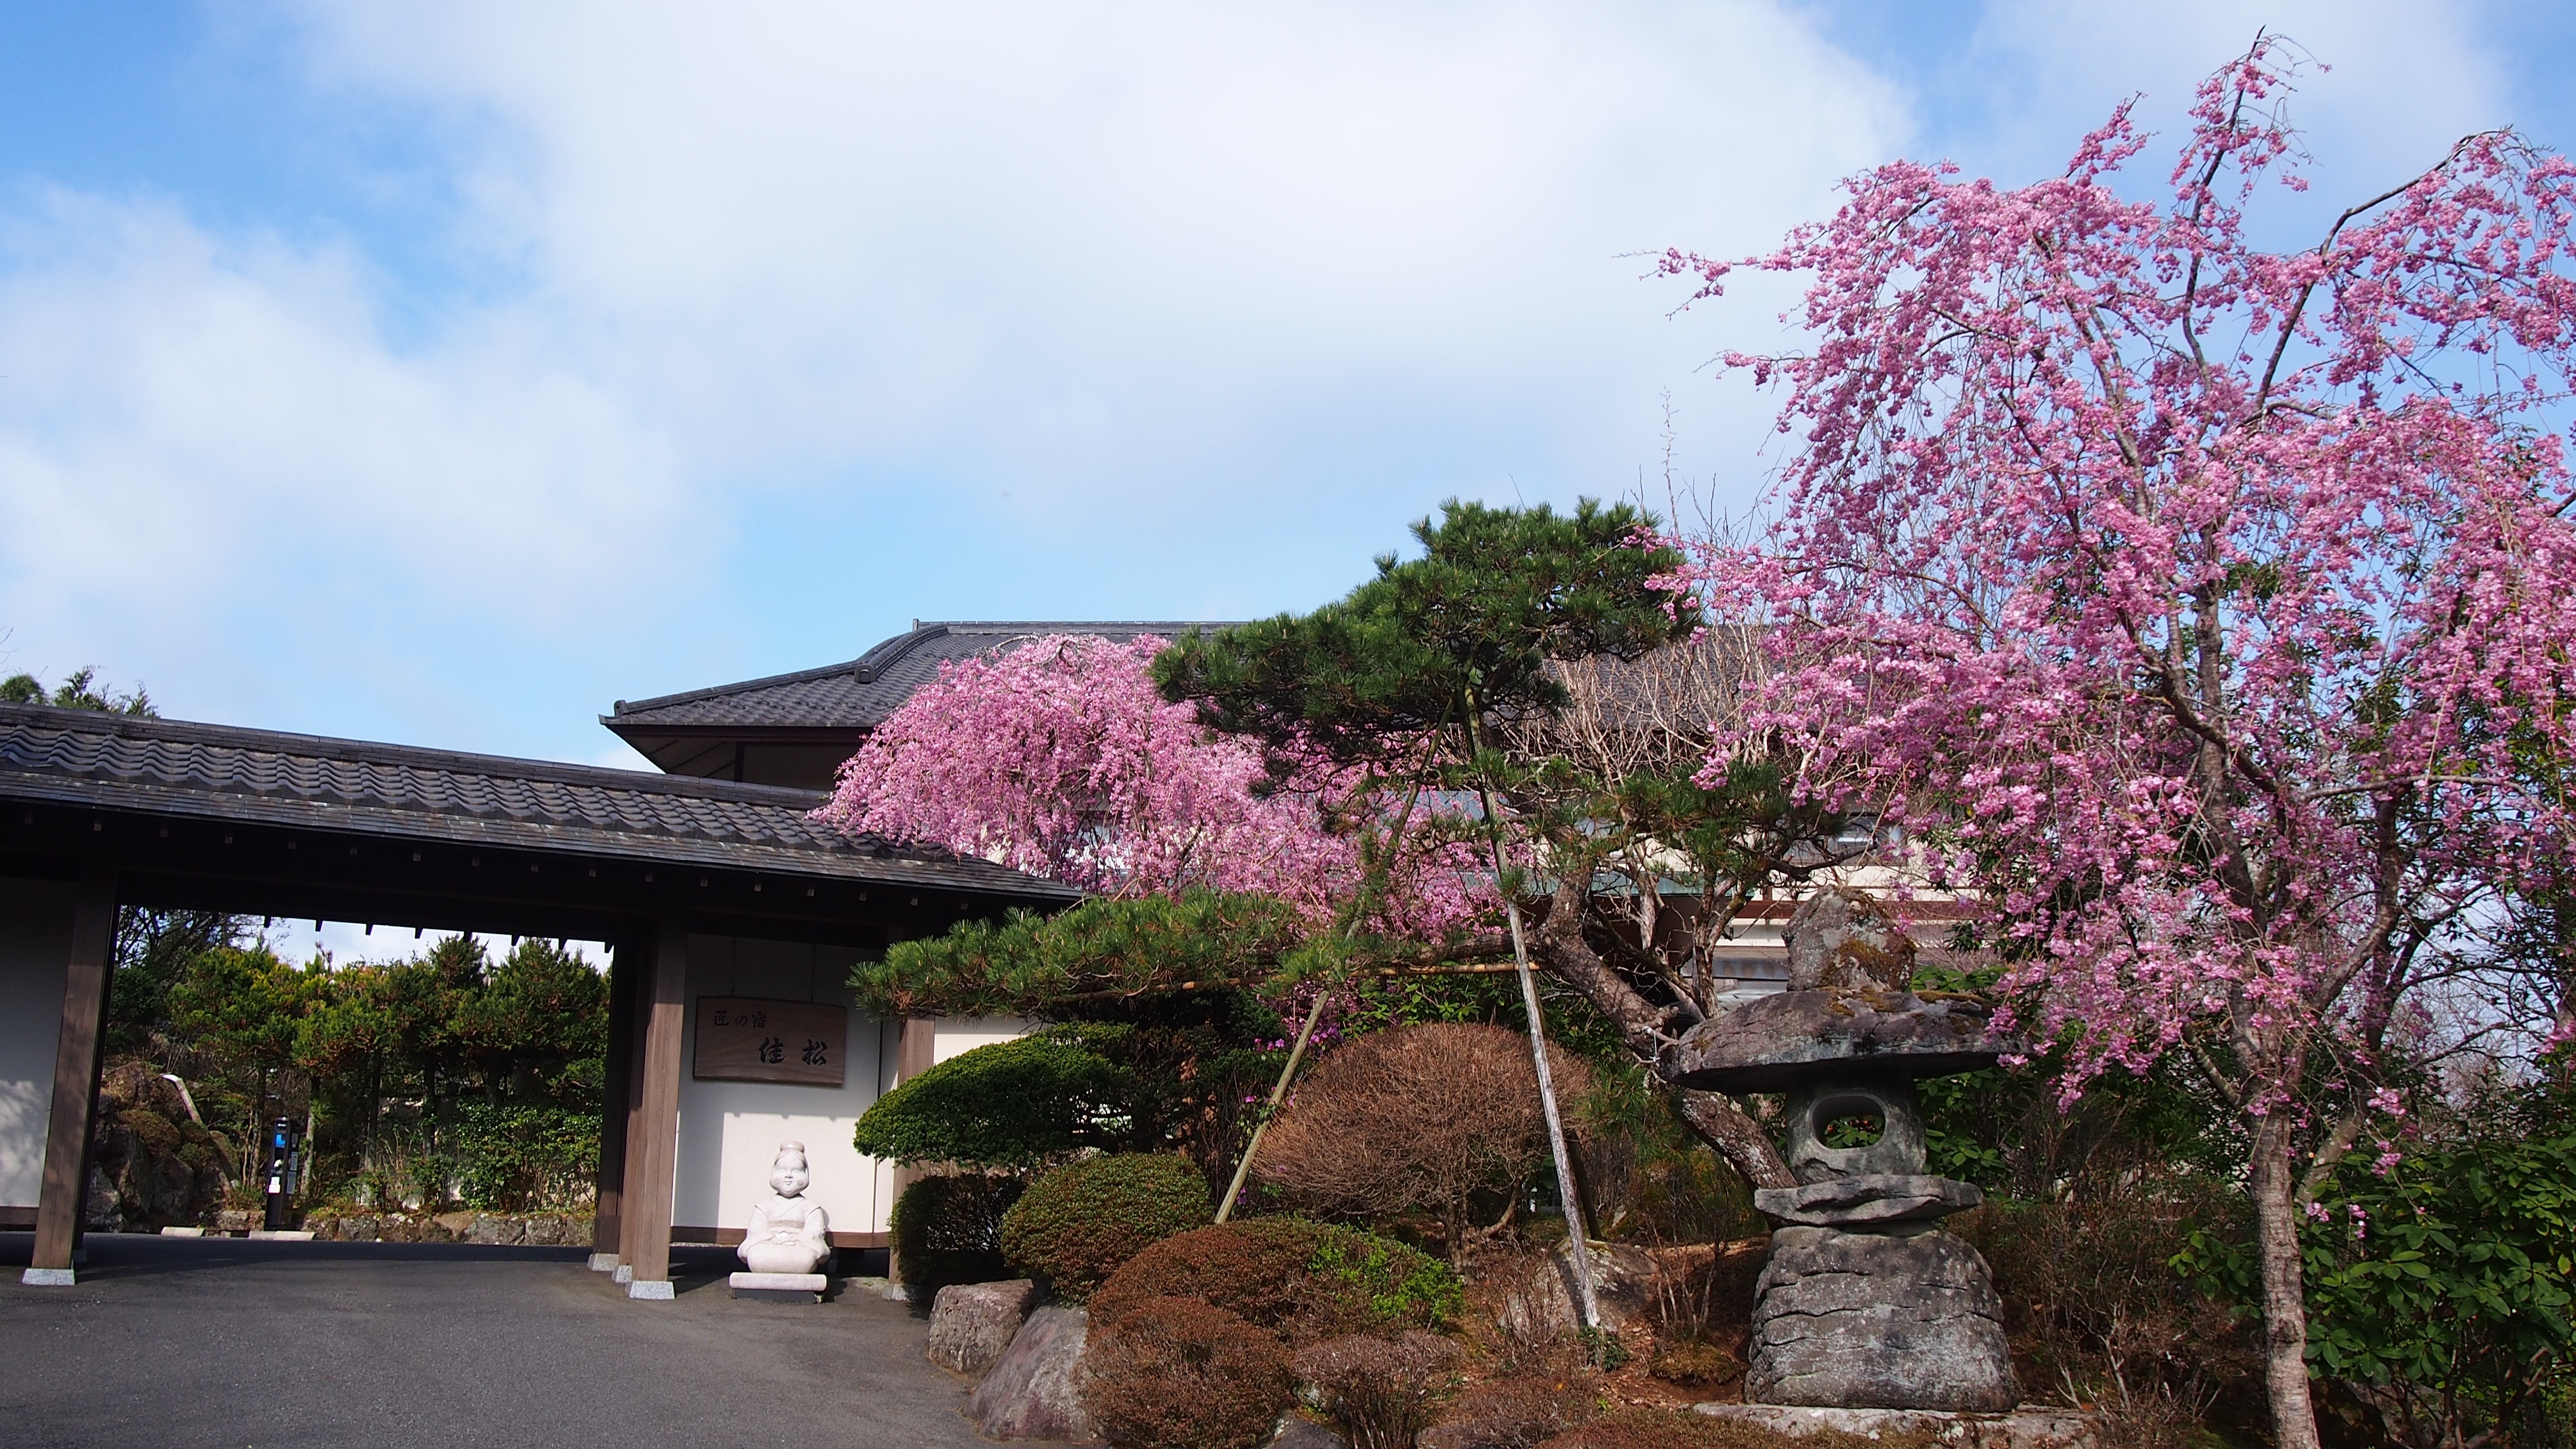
[1256,1023,1594,1259]
[1294,1331,1462,1449]
[1000,1153,1211,1301]
[1080,1295,1295,1449]
[890,1172,1025,1305]
[1094,1217,1461,1345]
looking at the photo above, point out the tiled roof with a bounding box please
[0,704,1080,899]
[605,621,1237,732]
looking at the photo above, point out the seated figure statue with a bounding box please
[737,1142,832,1276]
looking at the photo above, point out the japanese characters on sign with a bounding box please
[692,997,848,1087]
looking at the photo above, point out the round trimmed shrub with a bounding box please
[1093,1217,1462,1345]
[889,1172,1025,1306]
[1000,1153,1211,1301]
[1080,1294,1293,1449]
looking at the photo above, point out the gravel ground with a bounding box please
[0,1231,990,1449]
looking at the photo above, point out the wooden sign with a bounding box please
[693,997,847,1087]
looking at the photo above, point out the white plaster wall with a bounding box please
[0,877,75,1211]
[673,933,896,1236]
[933,1016,1030,1064]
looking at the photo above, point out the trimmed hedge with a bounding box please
[1000,1153,1211,1302]
[889,1173,1025,1306]
[1092,1217,1462,1345]
[854,1034,1124,1170]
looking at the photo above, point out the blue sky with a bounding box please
[4,0,2574,778]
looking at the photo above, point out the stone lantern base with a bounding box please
[1746,1223,2017,1412]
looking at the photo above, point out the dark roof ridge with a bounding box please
[606,621,1236,721]
[0,702,832,809]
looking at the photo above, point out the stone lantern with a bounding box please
[1668,891,2020,1413]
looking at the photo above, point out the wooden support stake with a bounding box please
[621,912,689,1299]
[26,863,117,1286]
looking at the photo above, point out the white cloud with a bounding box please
[286,0,1906,501]
[0,1,1916,751]
[1943,1,2514,200]
[0,188,693,718]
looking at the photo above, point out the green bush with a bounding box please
[450,1102,599,1211]
[855,1034,1125,1170]
[1001,1154,1212,1301]
[890,1173,1026,1306]
[1094,1217,1461,1345]
[2186,1124,2576,1449]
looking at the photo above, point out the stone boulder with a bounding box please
[1481,1240,1659,1342]
[965,1305,1097,1441]
[929,1278,1042,1378]
[1748,1226,2015,1412]
[1264,1415,1350,1449]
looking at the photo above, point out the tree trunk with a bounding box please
[2249,1111,2323,1449]
[1524,879,1797,1191]
[1678,1089,1796,1191]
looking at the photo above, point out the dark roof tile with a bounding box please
[0,704,1081,900]
[604,621,1239,733]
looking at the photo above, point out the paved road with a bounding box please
[0,1233,990,1449]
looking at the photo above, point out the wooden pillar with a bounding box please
[25,863,118,1286]
[589,936,641,1270]
[620,912,689,1299]
[882,1017,940,1282]
[613,928,658,1282]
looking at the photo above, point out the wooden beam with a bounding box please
[621,911,689,1299]
[589,936,641,1270]
[25,863,117,1286]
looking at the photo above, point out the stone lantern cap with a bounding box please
[1666,989,2020,1093]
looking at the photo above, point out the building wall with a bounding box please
[0,877,74,1211]
[933,1016,1030,1065]
[672,933,892,1238]
[667,929,1032,1239]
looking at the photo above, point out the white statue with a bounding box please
[737,1141,832,1277]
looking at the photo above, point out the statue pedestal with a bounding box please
[1694,1404,2097,1449]
[729,1270,829,1302]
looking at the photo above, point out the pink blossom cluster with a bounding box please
[1659,44,2576,1108]
[814,633,1479,937]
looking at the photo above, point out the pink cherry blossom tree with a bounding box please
[1661,43,2576,1449]
[816,632,1472,933]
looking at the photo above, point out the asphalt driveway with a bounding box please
[0,1233,990,1449]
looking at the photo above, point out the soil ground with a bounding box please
[0,1231,987,1449]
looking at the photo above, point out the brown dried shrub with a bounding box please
[1293,1332,1462,1449]
[1257,1023,1595,1256]
[1642,1243,1762,1387]
[1095,1218,1460,1346]
[1420,1375,1598,1449]
[1080,1295,1294,1449]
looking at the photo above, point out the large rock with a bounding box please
[966,1305,1098,1441]
[930,1278,1042,1378]
[1482,1240,1659,1342]
[1668,990,2017,1093]
[1263,1416,1350,1449]
[1748,1226,2015,1412]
